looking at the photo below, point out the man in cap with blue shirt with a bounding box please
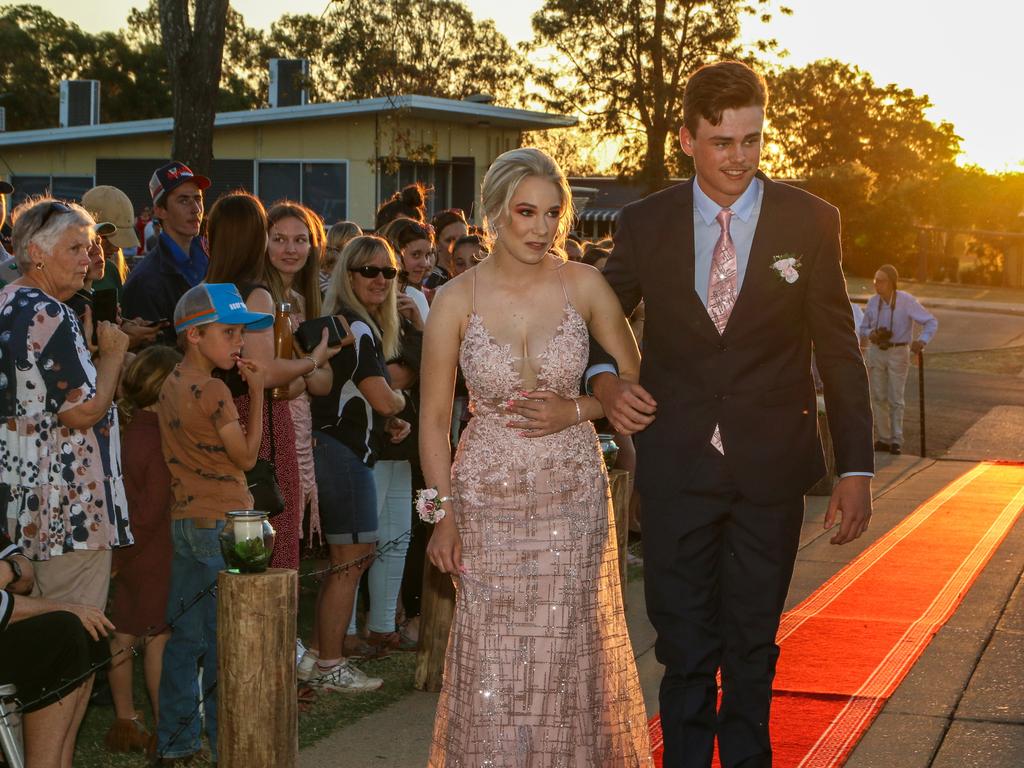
[122,161,212,345]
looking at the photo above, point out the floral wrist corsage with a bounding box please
[415,488,453,523]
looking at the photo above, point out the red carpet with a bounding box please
[649,462,1024,767]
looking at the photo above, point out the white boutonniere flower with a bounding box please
[771,254,802,284]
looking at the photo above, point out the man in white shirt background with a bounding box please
[858,263,939,455]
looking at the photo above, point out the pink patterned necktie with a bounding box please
[708,208,736,454]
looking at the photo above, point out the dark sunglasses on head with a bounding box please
[349,265,397,280]
[38,201,73,230]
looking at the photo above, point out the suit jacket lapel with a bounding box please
[724,172,777,336]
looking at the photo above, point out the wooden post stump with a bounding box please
[217,568,297,768]
[608,469,631,606]
[414,555,456,692]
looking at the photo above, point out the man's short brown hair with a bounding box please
[683,61,768,136]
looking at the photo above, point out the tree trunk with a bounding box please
[639,124,670,194]
[158,0,230,176]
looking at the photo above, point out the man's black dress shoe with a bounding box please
[890,444,902,455]
[874,441,891,452]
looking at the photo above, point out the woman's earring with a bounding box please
[34,262,44,271]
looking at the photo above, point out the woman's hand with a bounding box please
[64,602,116,641]
[387,362,417,390]
[311,327,345,367]
[396,294,425,330]
[120,317,164,349]
[506,390,579,438]
[385,417,412,443]
[96,319,130,359]
[427,517,463,575]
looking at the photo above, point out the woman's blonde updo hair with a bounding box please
[480,147,574,259]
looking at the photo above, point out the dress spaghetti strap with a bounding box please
[555,260,572,308]
[471,268,478,314]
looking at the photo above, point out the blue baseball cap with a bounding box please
[174,283,274,333]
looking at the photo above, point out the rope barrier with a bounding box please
[5,526,415,724]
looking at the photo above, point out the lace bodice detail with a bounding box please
[459,304,589,412]
[453,300,599,509]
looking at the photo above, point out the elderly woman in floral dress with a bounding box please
[0,197,131,612]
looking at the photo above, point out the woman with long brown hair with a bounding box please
[266,201,334,550]
[205,192,340,571]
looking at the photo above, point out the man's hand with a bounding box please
[910,340,925,354]
[824,475,872,545]
[591,373,656,435]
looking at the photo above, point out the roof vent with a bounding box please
[463,93,495,105]
[269,59,310,108]
[60,80,100,127]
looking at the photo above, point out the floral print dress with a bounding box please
[0,285,131,559]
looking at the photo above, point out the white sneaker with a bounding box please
[311,660,383,692]
[297,648,320,682]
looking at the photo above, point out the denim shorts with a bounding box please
[313,430,380,544]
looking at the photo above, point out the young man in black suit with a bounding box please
[591,61,874,768]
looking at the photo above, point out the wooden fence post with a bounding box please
[217,568,297,768]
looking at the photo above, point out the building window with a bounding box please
[378,158,476,221]
[257,161,347,224]
[10,175,94,207]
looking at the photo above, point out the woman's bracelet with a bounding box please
[573,396,583,425]
[301,355,319,378]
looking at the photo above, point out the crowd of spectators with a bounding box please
[0,163,635,765]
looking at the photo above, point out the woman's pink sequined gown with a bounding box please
[429,292,652,767]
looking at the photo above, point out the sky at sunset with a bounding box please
[30,0,1024,172]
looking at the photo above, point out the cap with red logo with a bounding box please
[149,161,211,206]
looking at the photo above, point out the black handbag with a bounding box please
[246,397,285,517]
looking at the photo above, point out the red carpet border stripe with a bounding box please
[647,462,1024,767]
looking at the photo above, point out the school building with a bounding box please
[0,94,576,228]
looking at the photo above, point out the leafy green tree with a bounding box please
[268,0,526,104]
[0,5,95,130]
[528,0,790,192]
[765,60,961,182]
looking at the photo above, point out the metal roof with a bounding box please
[0,94,576,148]
[577,207,621,222]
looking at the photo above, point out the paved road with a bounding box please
[921,308,1024,354]
[854,306,1024,459]
[894,366,1024,459]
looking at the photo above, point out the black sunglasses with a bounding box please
[38,201,72,230]
[349,265,397,280]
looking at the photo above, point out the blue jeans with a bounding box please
[349,459,412,635]
[157,519,225,759]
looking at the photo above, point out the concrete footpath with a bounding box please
[299,454,1024,767]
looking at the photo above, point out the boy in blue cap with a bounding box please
[154,283,271,763]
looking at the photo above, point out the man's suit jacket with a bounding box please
[603,173,873,505]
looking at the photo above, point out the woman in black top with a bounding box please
[304,235,408,692]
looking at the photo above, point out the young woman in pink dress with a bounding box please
[420,148,653,766]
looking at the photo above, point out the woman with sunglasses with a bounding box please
[303,236,409,692]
